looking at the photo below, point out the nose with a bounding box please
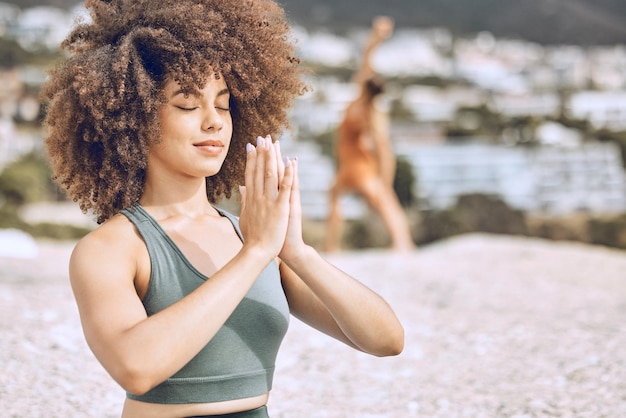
[202,106,224,132]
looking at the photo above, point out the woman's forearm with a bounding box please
[281,246,404,356]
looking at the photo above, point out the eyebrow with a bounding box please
[170,88,230,99]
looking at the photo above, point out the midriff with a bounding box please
[121,393,269,418]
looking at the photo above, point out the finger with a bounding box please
[278,157,294,205]
[291,157,300,199]
[244,142,256,198]
[274,140,285,183]
[290,158,302,215]
[254,136,266,195]
[264,135,279,196]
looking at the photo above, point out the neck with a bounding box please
[357,90,375,105]
[139,176,217,219]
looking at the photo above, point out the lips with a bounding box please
[193,139,224,154]
[194,139,223,147]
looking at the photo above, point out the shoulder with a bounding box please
[74,213,138,254]
[70,213,143,283]
[345,100,371,121]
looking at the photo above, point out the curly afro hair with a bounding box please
[41,0,308,224]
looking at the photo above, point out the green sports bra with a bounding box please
[120,203,290,404]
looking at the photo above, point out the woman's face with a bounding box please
[148,74,233,180]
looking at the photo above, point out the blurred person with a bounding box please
[40,1,404,417]
[326,16,415,252]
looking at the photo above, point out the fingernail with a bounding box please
[246,143,254,153]
[256,136,264,147]
[283,156,290,166]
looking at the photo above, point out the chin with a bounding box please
[202,165,225,178]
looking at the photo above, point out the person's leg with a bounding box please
[357,177,415,251]
[325,182,345,252]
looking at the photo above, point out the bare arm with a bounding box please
[280,249,404,357]
[278,157,404,356]
[352,16,394,85]
[71,233,275,395]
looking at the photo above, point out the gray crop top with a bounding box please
[119,203,290,404]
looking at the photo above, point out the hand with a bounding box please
[372,16,394,40]
[269,138,307,262]
[279,156,307,262]
[238,136,294,261]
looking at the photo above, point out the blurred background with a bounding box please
[2,0,626,251]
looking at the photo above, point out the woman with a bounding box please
[326,17,415,252]
[41,1,404,417]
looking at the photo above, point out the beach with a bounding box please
[1,233,625,417]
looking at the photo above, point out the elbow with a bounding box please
[113,365,160,396]
[378,328,404,357]
[381,321,405,356]
[389,336,405,356]
[364,325,404,357]
[121,379,153,397]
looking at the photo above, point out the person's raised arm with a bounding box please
[352,16,395,85]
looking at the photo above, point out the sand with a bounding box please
[1,233,625,417]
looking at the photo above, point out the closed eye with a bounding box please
[176,106,199,111]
